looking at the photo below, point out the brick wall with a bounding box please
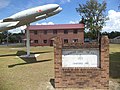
[29,29,84,46]
[54,36,109,89]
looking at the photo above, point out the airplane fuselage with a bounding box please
[0,4,62,32]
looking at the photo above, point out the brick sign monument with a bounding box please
[54,36,109,89]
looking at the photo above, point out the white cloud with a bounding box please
[9,28,22,33]
[67,0,71,2]
[36,22,54,25]
[69,20,79,24]
[102,10,120,32]
[0,0,10,9]
[9,25,27,33]
[20,25,27,30]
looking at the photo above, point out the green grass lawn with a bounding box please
[0,46,54,90]
[109,44,120,84]
[0,44,120,90]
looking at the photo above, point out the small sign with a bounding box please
[62,49,99,67]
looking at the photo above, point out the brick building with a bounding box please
[26,24,84,46]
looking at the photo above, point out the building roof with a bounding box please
[27,24,84,30]
[113,36,120,39]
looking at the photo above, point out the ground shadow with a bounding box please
[110,52,120,79]
[0,54,17,57]
[8,59,52,68]
[8,50,52,68]
[50,78,55,88]
[0,50,51,57]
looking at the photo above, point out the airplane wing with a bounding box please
[1,18,19,27]
[7,21,19,27]
[3,18,15,22]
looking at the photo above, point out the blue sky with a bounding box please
[0,0,120,32]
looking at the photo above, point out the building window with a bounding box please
[34,40,38,43]
[64,39,68,43]
[73,30,78,34]
[34,31,38,35]
[43,40,47,44]
[44,30,47,34]
[73,39,78,42]
[53,30,57,34]
[64,30,68,34]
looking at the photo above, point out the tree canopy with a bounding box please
[76,0,107,39]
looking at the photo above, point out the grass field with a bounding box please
[109,44,120,86]
[0,46,54,90]
[0,44,120,90]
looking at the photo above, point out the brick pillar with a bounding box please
[53,37,63,88]
[100,36,109,89]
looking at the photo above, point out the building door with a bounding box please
[50,40,54,46]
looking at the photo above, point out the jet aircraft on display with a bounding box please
[0,4,62,32]
[0,4,62,56]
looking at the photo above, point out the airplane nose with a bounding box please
[42,4,60,13]
[58,7,62,11]
[56,7,62,13]
[51,7,62,14]
[49,4,59,9]
[53,4,59,8]
[37,4,60,14]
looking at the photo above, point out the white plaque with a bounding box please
[62,49,99,67]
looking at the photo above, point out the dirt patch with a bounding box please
[109,80,120,90]
[46,80,120,90]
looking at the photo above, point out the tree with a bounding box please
[0,33,4,43]
[2,31,12,46]
[76,0,107,41]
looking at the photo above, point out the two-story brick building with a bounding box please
[26,24,84,46]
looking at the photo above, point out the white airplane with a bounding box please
[0,4,62,32]
[0,4,62,56]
